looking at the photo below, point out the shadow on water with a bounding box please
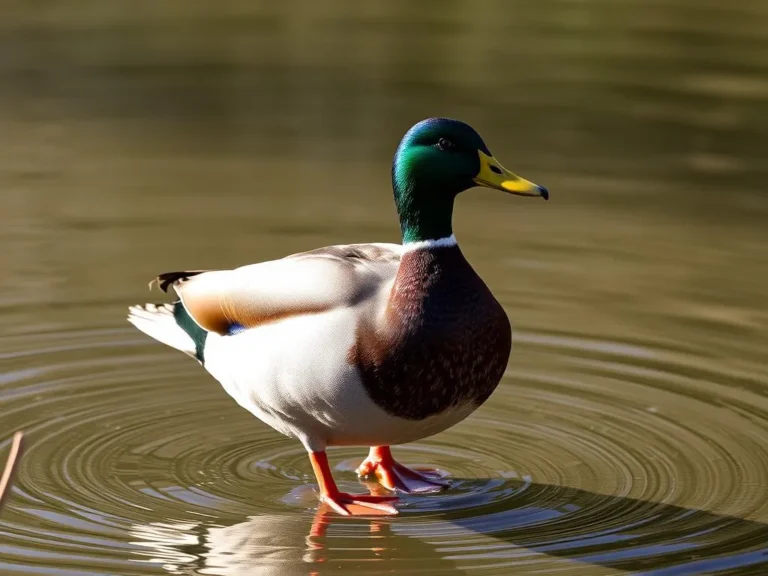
[135,478,768,575]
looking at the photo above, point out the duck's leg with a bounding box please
[356,446,448,494]
[308,451,399,516]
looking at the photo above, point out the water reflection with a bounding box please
[132,478,768,575]
[131,500,460,575]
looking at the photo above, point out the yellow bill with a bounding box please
[473,150,549,199]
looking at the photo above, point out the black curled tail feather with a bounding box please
[151,270,209,293]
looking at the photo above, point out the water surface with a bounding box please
[1,2,767,574]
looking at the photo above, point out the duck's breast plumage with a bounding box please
[349,245,512,421]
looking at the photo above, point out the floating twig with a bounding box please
[0,431,24,512]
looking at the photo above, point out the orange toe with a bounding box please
[357,446,448,494]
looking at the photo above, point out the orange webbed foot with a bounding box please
[309,450,399,516]
[356,446,448,494]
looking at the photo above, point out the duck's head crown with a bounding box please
[392,118,548,244]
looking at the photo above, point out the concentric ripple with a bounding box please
[1,323,767,576]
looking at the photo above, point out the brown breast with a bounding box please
[348,246,512,421]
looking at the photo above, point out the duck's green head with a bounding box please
[392,118,548,243]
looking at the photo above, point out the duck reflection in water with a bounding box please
[131,485,459,575]
[130,477,768,575]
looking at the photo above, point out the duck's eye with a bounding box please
[437,138,454,151]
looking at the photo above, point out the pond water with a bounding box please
[1,1,767,574]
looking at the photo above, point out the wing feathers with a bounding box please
[149,243,402,335]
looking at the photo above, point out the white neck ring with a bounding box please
[402,234,458,252]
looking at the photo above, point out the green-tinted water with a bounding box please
[1,2,767,574]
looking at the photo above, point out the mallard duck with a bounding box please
[128,118,548,516]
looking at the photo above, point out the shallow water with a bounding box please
[1,2,768,575]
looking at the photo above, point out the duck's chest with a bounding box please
[350,247,512,421]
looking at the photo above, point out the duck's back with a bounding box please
[349,245,512,421]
